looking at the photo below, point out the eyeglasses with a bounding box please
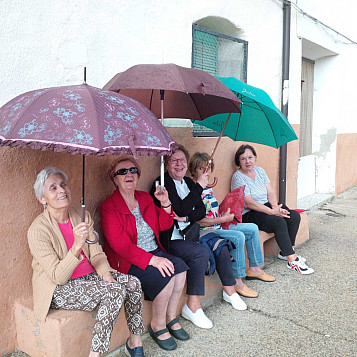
[114,167,138,176]
[170,158,187,165]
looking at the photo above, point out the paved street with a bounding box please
[113,187,357,357]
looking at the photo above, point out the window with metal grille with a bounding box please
[192,24,248,136]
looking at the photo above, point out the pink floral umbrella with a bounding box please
[0,84,176,241]
[0,84,175,157]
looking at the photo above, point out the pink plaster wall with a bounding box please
[0,126,299,355]
[335,133,357,195]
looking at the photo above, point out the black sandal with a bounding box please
[166,317,190,341]
[148,325,177,350]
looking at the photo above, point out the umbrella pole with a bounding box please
[81,155,99,244]
[206,113,231,188]
[81,155,86,222]
[159,90,165,193]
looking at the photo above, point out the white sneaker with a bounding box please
[181,303,213,329]
[278,250,307,264]
[287,257,314,275]
[222,291,247,311]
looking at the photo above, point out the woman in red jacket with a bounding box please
[100,156,189,352]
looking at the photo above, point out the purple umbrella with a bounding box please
[0,84,175,156]
[0,84,176,241]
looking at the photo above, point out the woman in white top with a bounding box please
[231,144,314,275]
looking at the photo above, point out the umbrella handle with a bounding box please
[86,230,100,245]
[203,113,232,190]
[204,158,218,188]
[206,177,218,188]
[81,205,100,244]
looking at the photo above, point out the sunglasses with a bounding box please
[114,167,138,176]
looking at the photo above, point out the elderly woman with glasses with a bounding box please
[28,167,145,357]
[150,144,239,330]
[100,156,189,352]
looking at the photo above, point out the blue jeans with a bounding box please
[214,223,263,278]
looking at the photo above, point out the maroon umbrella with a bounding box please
[104,63,241,187]
[0,84,176,241]
[103,63,241,120]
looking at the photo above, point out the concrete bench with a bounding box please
[14,213,309,356]
[14,275,222,357]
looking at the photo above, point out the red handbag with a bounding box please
[219,185,245,229]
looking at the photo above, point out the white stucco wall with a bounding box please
[2,1,357,354]
[0,0,286,109]
[289,0,357,198]
[0,0,356,197]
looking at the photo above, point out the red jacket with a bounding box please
[100,189,173,274]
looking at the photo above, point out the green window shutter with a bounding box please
[192,29,220,136]
[193,30,218,75]
[192,26,247,136]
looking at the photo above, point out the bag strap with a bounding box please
[174,220,181,232]
[174,220,194,233]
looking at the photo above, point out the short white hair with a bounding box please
[34,167,68,198]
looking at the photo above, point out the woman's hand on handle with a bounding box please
[71,222,89,258]
[149,255,175,277]
[154,186,170,206]
[196,172,210,189]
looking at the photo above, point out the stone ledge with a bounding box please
[14,275,222,357]
[14,213,309,356]
[260,212,309,256]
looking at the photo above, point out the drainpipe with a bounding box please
[279,1,291,204]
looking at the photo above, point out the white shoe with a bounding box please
[181,303,213,329]
[222,291,247,311]
[287,257,314,275]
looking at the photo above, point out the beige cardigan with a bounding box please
[27,207,114,321]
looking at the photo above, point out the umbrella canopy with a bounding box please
[0,84,176,157]
[0,84,176,239]
[104,63,241,188]
[103,63,241,120]
[192,77,298,148]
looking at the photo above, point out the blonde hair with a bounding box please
[189,152,214,178]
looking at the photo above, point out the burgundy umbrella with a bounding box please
[103,63,240,120]
[104,63,241,186]
[0,84,176,241]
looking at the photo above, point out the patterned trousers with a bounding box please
[50,272,144,353]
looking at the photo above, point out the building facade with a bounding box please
[0,0,356,354]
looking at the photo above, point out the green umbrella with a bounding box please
[192,77,298,148]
